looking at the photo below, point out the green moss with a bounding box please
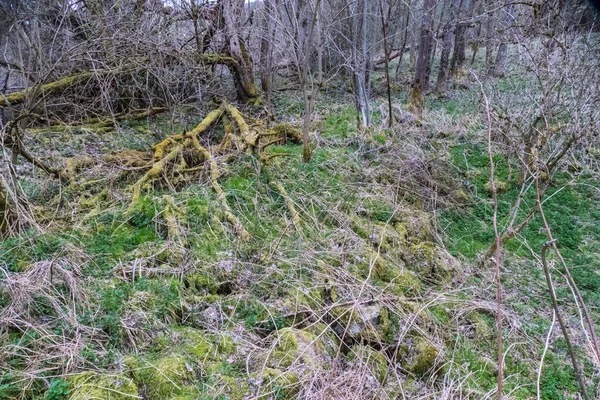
[347,345,389,384]
[467,311,493,340]
[184,272,218,294]
[126,355,196,399]
[67,372,138,400]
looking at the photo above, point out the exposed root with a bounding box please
[129,102,303,241]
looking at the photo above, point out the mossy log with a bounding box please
[28,107,167,134]
[0,72,94,107]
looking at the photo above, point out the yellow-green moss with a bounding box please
[397,210,433,243]
[126,355,196,399]
[347,345,389,384]
[68,371,138,400]
[213,375,250,400]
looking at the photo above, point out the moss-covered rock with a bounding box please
[125,354,196,399]
[404,338,440,376]
[466,311,493,340]
[404,242,460,283]
[68,372,138,400]
[347,345,389,384]
[269,328,328,369]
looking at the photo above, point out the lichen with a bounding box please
[68,371,138,400]
[347,345,389,384]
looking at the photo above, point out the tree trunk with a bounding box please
[379,0,393,128]
[394,0,412,81]
[435,0,459,93]
[413,0,435,91]
[299,0,322,162]
[260,0,275,103]
[449,0,468,80]
[485,8,494,70]
[491,4,514,77]
[221,0,260,103]
[0,181,15,237]
[411,0,435,116]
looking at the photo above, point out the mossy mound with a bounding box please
[67,372,138,400]
[125,354,196,399]
[347,345,389,384]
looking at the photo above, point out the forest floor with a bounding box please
[1,64,600,400]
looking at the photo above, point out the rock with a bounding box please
[68,372,138,400]
[125,354,195,399]
[404,242,460,283]
[347,345,389,384]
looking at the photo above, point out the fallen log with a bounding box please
[0,72,95,107]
